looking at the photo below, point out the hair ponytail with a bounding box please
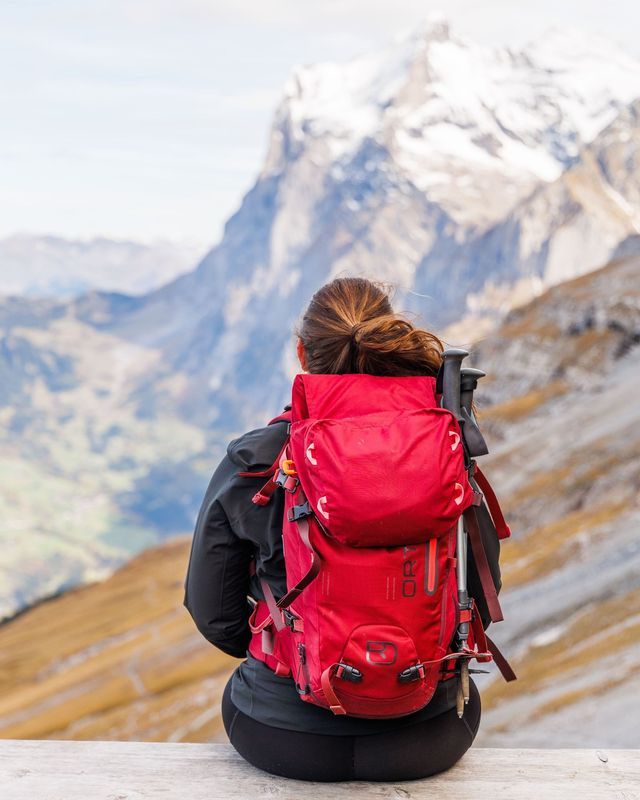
[297,278,443,376]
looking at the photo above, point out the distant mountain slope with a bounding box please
[0,296,212,619]
[1,254,638,746]
[0,537,233,742]
[0,235,204,298]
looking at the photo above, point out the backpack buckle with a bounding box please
[288,501,312,521]
[398,664,426,683]
[283,609,304,633]
[336,663,363,683]
[275,470,299,492]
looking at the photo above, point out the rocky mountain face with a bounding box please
[2,254,637,746]
[0,235,204,298]
[96,24,640,434]
[1,22,640,620]
[462,99,640,318]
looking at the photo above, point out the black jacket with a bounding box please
[183,418,289,657]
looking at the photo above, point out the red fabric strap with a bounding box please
[469,601,491,663]
[251,475,279,506]
[485,634,517,682]
[274,518,321,610]
[261,627,275,655]
[463,507,504,623]
[248,516,319,669]
[247,601,291,676]
[474,466,511,540]
[268,409,292,426]
[260,578,285,632]
[238,463,277,479]
[320,665,347,715]
[248,441,295,505]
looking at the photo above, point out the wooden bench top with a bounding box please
[1,740,638,800]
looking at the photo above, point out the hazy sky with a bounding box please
[1,0,639,247]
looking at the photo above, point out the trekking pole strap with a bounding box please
[485,634,517,682]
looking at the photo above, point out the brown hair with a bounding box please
[297,277,443,376]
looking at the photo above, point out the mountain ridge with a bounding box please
[0,235,205,299]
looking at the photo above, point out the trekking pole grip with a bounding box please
[459,367,489,458]
[460,367,486,414]
[440,348,469,420]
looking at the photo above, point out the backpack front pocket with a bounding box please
[290,407,474,546]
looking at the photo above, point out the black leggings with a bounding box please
[221,679,481,782]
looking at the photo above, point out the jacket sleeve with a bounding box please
[183,455,254,658]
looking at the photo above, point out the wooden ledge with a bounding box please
[1,740,638,799]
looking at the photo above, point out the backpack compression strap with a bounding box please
[255,516,320,644]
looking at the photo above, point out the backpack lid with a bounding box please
[291,373,438,421]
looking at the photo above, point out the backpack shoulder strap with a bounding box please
[268,405,292,426]
[237,407,295,505]
[236,407,292,480]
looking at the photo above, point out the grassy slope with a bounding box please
[0,537,235,742]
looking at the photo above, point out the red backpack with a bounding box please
[243,373,514,718]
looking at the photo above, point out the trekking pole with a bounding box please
[440,349,471,717]
[440,349,467,422]
[458,366,492,712]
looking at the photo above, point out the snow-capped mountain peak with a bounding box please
[264,20,640,227]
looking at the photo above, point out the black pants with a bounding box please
[221,679,481,782]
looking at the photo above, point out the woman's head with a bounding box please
[296,277,443,377]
